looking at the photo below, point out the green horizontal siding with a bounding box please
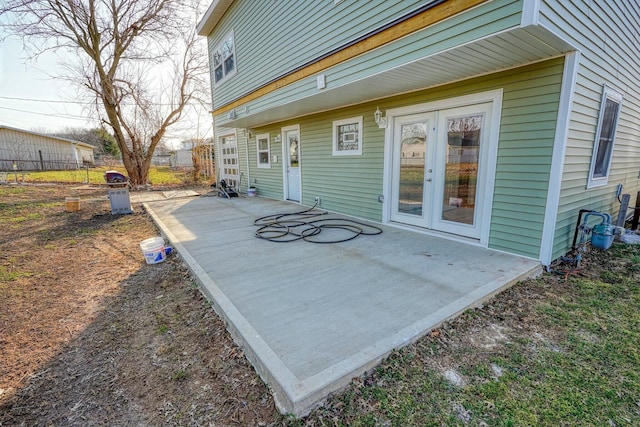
[540,0,640,260]
[246,112,385,221]
[237,58,564,259]
[301,114,385,221]
[208,0,435,108]
[208,0,522,109]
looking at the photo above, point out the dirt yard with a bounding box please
[0,184,280,426]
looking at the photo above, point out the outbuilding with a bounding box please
[0,125,94,171]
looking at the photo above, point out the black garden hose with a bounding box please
[254,202,382,243]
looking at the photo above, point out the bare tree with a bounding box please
[1,0,209,186]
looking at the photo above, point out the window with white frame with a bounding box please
[212,31,236,85]
[587,87,623,188]
[333,116,363,156]
[256,133,270,168]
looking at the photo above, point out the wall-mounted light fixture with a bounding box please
[274,134,281,143]
[243,129,252,138]
[374,107,387,129]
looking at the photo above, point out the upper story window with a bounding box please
[213,31,236,85]
[333,116,363,156]
[587,86,623,188]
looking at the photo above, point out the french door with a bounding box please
[390,102,493,240]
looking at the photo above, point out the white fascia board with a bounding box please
[197,0,235,36]
[521,0,540,27]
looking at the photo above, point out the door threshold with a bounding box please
[388,221,485,247]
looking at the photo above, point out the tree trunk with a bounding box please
[1,0,208,189]
[121,146,152,187]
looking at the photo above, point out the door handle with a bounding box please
[426,178,432,182]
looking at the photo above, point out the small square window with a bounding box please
[333,116,363,156]
[256,134,271,168]
[587,87,623,188]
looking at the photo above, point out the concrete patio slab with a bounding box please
[144,195,541,416]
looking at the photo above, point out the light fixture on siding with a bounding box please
[374,107,387,129]
[274,134,281,143]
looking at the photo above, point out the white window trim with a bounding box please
[256,133,271,169]
[212,30,236,86]
[332,116,363,156]
[586,86,623,189]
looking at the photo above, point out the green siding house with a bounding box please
[198,0,640,266]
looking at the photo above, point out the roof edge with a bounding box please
[197,0,235,36]
[0,125,95,150]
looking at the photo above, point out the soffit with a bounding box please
[222,26,576,129]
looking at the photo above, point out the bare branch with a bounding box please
[1,0,210,185]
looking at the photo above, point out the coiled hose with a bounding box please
[254,202,383,243]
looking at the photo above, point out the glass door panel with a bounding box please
[390,113,435,227]
[441,113,483,226]
[284,126,301,202]
[398,122,427,216]
[432,103,491,239]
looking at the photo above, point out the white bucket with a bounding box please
[139,237,166,264]
[247,188,257,197]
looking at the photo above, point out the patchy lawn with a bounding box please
[1,184,639,426]
[0,184,277,426]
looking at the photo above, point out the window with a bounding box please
[333,116,363,156]
[256,133,270,168]
[212,31,236,85]
[587,87,623,188]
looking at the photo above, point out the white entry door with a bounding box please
[390,102,494,240]
[283,125,301,202]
